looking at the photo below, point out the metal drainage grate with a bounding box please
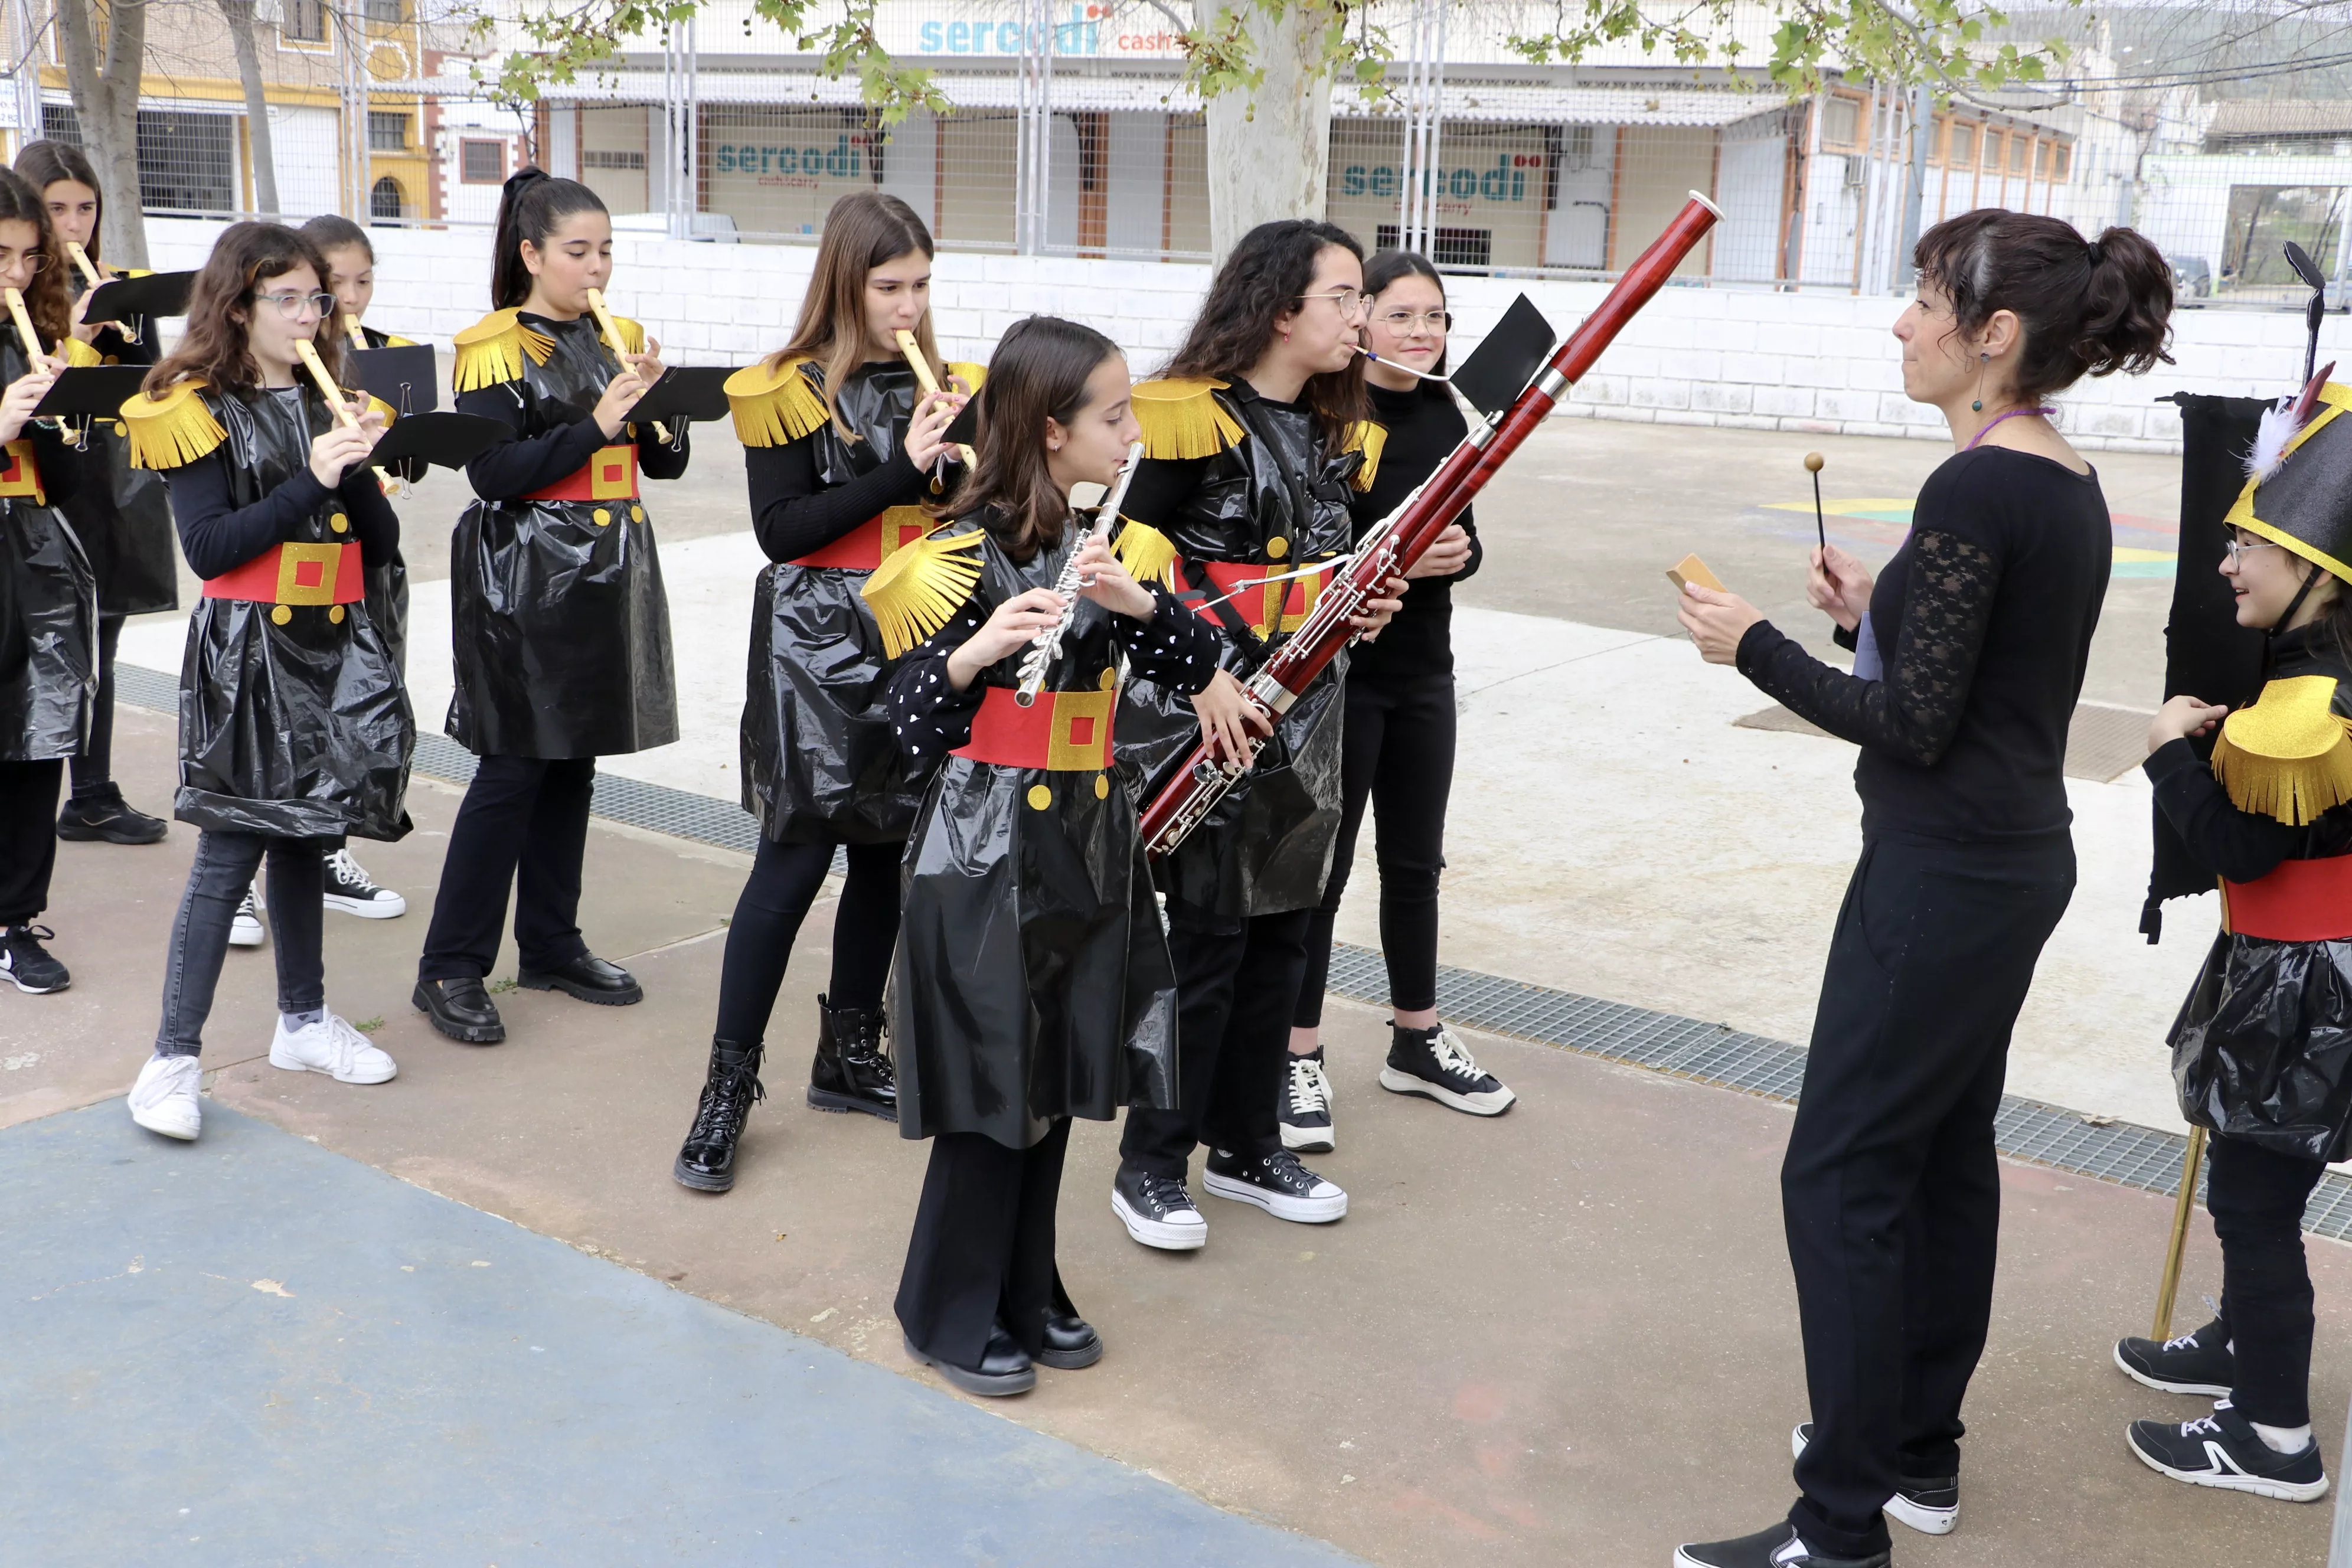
[117,663,2346,1237]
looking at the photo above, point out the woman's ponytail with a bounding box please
[2074,226,2175,380]
[1915,209,2175,403]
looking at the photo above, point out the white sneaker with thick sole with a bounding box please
[128,1054,204,1141]
[270,1012,398,1084]
[229,883,266,948]
[321,848,407,918]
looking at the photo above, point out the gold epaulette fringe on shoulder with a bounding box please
[1131,377,1244,460]
[1342,420,1386,492]
[2211,674,2352,825]
[726,359,831,447]
[365,394,398,427]
[62,337,101,369]
[610,315,648,355]
[1112,518,1179,587]
[382,332,419,348]
[120,379,226,470]
[452,308,554,393]
[861,525,985,659]
[947,361,987,393]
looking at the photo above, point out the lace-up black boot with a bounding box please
[674,1037,767,1193]
[808,994,898,1121]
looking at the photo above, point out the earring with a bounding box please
[1280,328,1292,343]
[1972,351,1989,414]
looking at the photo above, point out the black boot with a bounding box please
[808,993,897,1121]
[674,1037,766,1193]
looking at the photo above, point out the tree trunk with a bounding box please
[54,0,151,267]
[1198,0,1335,262]
[219,0,280,217]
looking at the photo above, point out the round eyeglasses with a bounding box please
[256,290,335,318]
[1296,288,1367,318]
[1374,309,1451,332]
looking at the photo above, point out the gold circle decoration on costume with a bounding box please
[1099,668,1116,690]
[1093,774,1109,799]
[1267,537,1289,559]
[329,605,345,624]
[1027,783,1052,811]
[593,507,612,526]
[271,605,292,625]
[329,513,349,534]
[631,504,645,522]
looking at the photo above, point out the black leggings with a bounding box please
[1295,671,1454,1027]
[67,614,123,800]
[2209,1132,2328,1429]
[710,835,901,1044]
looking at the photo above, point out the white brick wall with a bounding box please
[141,215,2327,455]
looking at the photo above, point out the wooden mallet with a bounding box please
[1805,451,1827,551]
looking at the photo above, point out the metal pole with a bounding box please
[1898,83,1929,289]
[1423,0,1446,257]
[2150,1125,2207,1340]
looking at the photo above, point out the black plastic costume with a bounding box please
[0,337,95,761]
[727,355,982,844]
[446,308,685,758]
[356,322,416,671]
[1110,377,1361,917]
[59,277,176,616]
[123,378,411,839]
[883,520,1218,1148]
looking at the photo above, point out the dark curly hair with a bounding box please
[1914,210,2174,404]
[1164,218,1366,451]
[143,221,345,397]
[0,167,71,352]
[945,315,1123,560]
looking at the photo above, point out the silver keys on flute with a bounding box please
[1014,439,1145,708]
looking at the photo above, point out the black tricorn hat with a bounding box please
[2230,381,2352,583]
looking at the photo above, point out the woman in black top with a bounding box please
[1282,250,1514,1155]
[1671,211,2175,1568]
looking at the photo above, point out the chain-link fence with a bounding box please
[6,0,2350,302]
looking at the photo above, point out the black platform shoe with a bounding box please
[56,787,168,845]
[412,977,505,1044]
[808,993,897,1121]
[674,1037,766,1193]
[520,952,643,1005]
[903,1324,1036,1397]
[1037,1314,1104,1370]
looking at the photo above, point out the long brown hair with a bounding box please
[0,168,70,353]
[1163,218,1366,452]
[948,315,1122,560]
[13,140,102,264]
[770,190,940,439]
[143,221,344,397]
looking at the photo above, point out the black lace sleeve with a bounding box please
[1734,528,1999,767]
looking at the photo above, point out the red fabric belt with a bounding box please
[1174,556,1335,639]
[952,683,1118,773]
[2223,855,2352,942]
[789,506,936,571]
[0,438,44,504]
[527,444,639,502]
[202,541,364,606]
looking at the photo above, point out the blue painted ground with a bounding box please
[1,1101,1362,1567]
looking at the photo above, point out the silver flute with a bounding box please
[1015,439,1146,707]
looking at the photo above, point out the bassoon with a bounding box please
[1136,192,1723,859]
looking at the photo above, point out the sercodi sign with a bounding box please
[1339,155,1543,204]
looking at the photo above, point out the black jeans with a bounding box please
[1296,671,1454,1026]
[67,614,123,800]
[711,834,901,1043]
[2209,1132,2328,1428]
[155,831,326,1056]
[896,1118,1074,1367]
[417,755,596,982]
[1783,833,2075,1559]
[1120,907,1311,1180]
[0,758,63,925]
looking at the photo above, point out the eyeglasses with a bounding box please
[0,250,49,275]
[1296,288,1367,318]
[1373,308,1451,332]
[2224,538,2284,567]
[255,290,335,318]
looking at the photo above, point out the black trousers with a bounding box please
[1295,671,1454,1026]
[417,754,596,982]
[1121,907,1311,1180]
[67,614,123,799]
[896,1118,1074,1367]
[2210,1132,2328,1428]
[1784,833,2074,1559]
[0,758,63,925]
[711,834,901,1043]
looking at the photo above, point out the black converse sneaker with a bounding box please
[1112,1164,1207,1250]
[1673,1523,1890,1568]
[229,883,266,948]
[2128,1400,2329,1502]
[1381,1023,1516,1115]
[1203,1147,1347,1223]
[1279,1048,1335,1153]
[1793,1422,1958,1534]
[2113,1318,2235,1396]
[321,847,407,917]
[0,923,70,993]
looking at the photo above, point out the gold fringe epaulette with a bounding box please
[610,314,647,355]
[946,361,987,393]
[120,379,226,470]
[1342,420,1386,493]
[62,337,101,368]
[451,308,554,393]
[861,525,984,659]
[365,393,398,427]
[1112,518,1179,587]
[1131,378,1244,460]
[381,332,419,349]
[726,359,831,447]
[2211,674,2352,825]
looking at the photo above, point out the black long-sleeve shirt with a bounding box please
[745,435,930,563]
[2145,737,2307,885]
[455,384,690,501]
[165,391,398,579]
[1350,378,1480,681]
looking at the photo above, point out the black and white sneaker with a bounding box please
[2114,1318,2235,1396]
[1112,1164,1207,1250]
[321,848,406,918]
[229,883,266,948]
[0,923,70,993]
[1203,1147,1347,1223]
[2128,1401,2328,1502]
[1672,1523,1889,1568]
[1279,1048,1335,1153]
[1792,1421,1957,1535]
[1381,1023,1516,1116]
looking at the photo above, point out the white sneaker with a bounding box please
[128,1054,204,1140]
[229,882,266,948]
[322,848,406,918]
[270,1012,398,1085]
